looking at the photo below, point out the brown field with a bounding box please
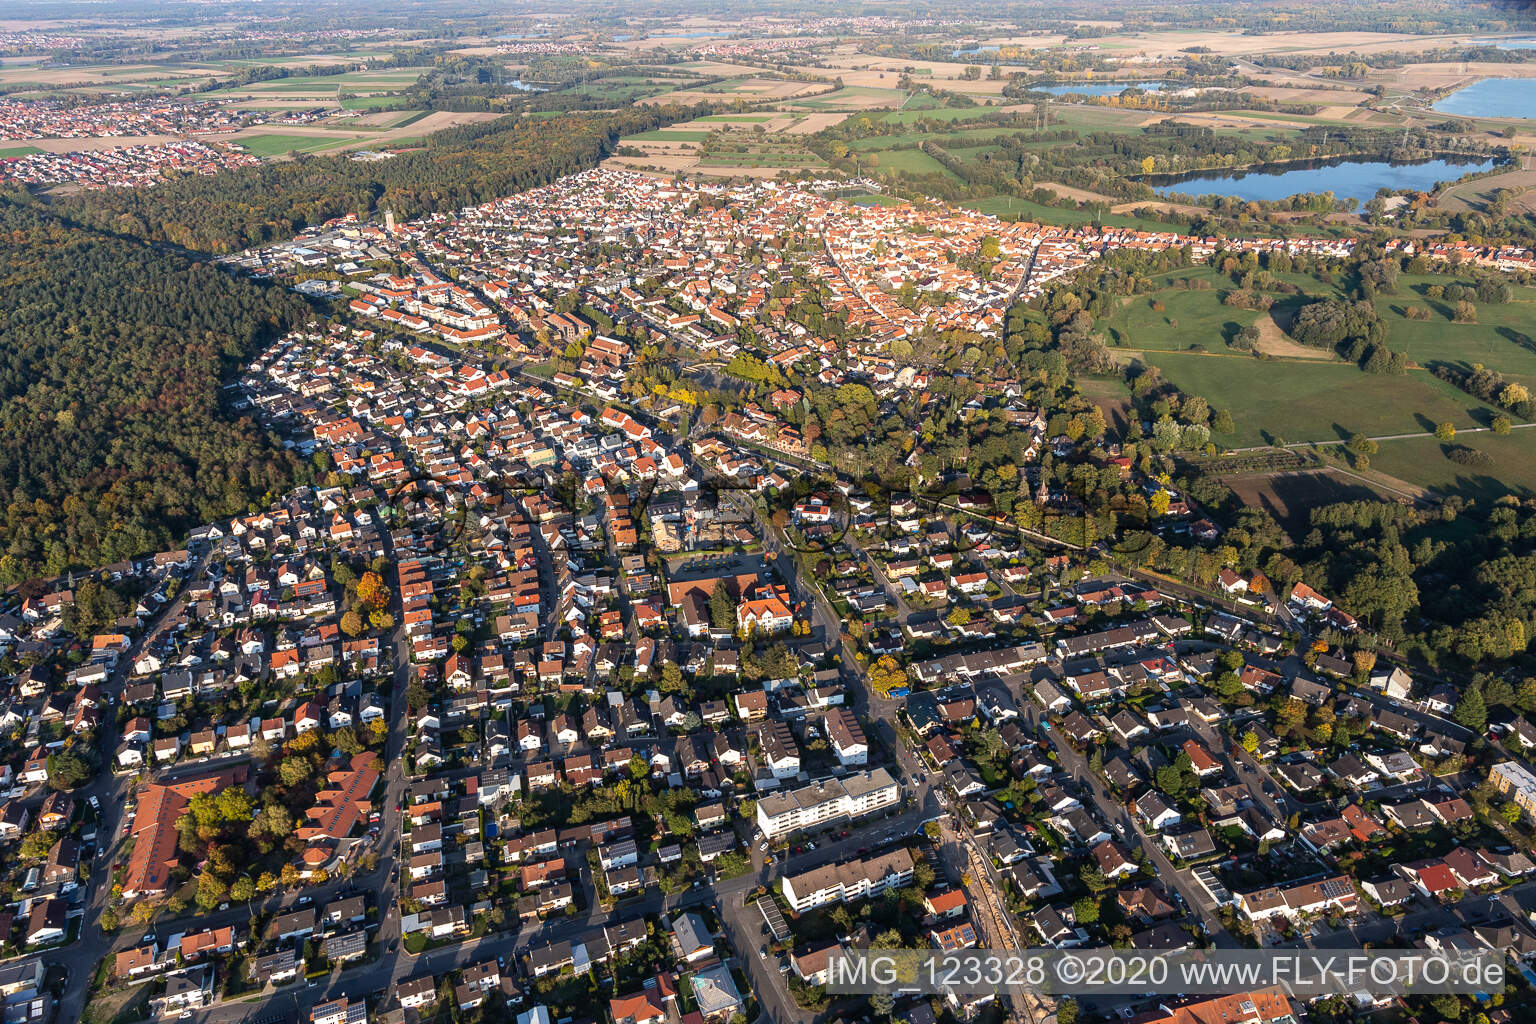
[778,111,852,135]
[1437,165,1536,215]
[1110,199,1208,217]
[1103,30,1493,59]
[1252,312,1334,361]
[1369,61,1536,93]
[1222,468,1409,537]
[1174,110,1339,131]
[1036,181,1117,204]
[1244,86,1374,106]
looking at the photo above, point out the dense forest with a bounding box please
[56,105,705,254]
[0,197,313,581]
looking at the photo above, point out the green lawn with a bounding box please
[1102,274,1265,352]
[1358,430,1536,499]
[875,148,958,178]
[340,95,414,110]
[0,145,42,158]
[962,195,1173,232]
[902,91,945,110]
[1144,352,1505,447]
[1373,277,1536,383]
[848,127,1021,151]
[236,133,355,157]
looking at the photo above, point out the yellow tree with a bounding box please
[868,655,909,698]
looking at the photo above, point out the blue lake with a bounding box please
[1477,37,1536,50]
[1033,81,1168,97]
[1433,78,1535,119]
[1151,155,1500,205]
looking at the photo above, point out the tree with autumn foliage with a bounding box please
[355,570,390,611]
[867,655,909,698]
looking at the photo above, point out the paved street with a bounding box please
[1016,701,1237,949]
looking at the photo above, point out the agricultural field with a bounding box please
[339,95,418,110]
[845,126,1021,151]
[628,129,712,143]
[786,86,906,111]
[697,150,826,168]
[210,67,429,100]
[233,133,356,157]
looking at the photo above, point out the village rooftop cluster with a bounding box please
[3,163,1536,1024]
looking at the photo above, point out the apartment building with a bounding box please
[1490,761,1536,821]
[755,768,898,839]
[781,849,916,913]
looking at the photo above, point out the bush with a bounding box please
[1446,446,1494,467]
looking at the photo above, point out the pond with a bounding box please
[1432,78,1535,119]
[1150,154,1500,206]
[1032,80,1168,98]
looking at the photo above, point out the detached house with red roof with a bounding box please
[294,701,323,734]
[1397,858,1463,900]
[610,990,666,1024]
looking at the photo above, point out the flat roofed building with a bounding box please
[755,768,898,839]
[781,848,916,913]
